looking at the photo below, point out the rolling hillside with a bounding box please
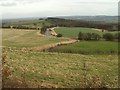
[3,48,118,88]
[2,29,68,49]
[2,16,119,88]
[55,27,118,38]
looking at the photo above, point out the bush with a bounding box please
[103,33,114,41]
[78,32,85,40]
[84,33,92,40]
[40,26,48,34]
[57,33,63,37]
[91,33,101,41]
[114,32,120,41]
[78,32,101,41]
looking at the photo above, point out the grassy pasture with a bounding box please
[2,29,67,48]
[55,27,117,38]
[4,20,52,29]
[2,28,119,88]
[49,41,118,54]
[3,48,118,88]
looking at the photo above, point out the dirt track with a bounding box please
[27,39,79,51]
[94,29,108,32]
[2,39,79,52]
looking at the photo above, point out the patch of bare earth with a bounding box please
[94,29,108,32]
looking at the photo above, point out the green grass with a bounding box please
[3,48,118,88]
[2,29,67,48]
[55,27,117,38]
[4,20,52,29]
[49,41,118,54]
[2,28,119,88]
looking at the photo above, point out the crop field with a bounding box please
[2,29,67,49]
[3,48,118,88]
[55,27,117,38]
[2,28,119,88]
[49,41,119,54]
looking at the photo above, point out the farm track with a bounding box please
[3,39,79,52]
[30,39,79,51]
[94,29,108,32]
[2,29,79,52]
[34,30,80,51]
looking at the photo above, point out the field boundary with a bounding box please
[25,39,79,51]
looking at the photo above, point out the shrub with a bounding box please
[91,33,101,41]
[78,32,101,41]
[103,33,114,41]
[114,32,120,41]
[57,33,63,37]
[78,32,85,40]
[40,26,48,34]
[84,33,92,40]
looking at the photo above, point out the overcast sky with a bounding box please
[0,0,119,19]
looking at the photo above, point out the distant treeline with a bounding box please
[1,17,118,31]
[78,32,120,41]
[45,18,118,31]
[1,24,40,30]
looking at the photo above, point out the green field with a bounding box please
[3,48,118,88]
[49,41,118,54]
[3,20,52,29]
[55,27,117,38]
[2,28,119,88]
[2,29,67,49]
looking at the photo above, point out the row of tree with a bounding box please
[2,23,40,30]
[78,32,120,41]
[46,18,118,31]
[2,18,118,31]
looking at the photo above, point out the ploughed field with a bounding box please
[1,28,119,88]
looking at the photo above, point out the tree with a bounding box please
[91,33,101,41]
[57,33,63,37]
[40,26,48,34]
[78,32,101,41]
[84,33,92,41]
[114,32,120,41]
[103,33,114,41]
[78,32,85,40]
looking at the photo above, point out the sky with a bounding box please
[0,0,119,19]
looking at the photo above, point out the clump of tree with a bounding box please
[46,18,118,31]
[78,32,85,40]
[78,32,101,41]
[40,26,48,34]
[103,33,114,41]
[57,33,63,37]
[114,32,120,41]
[91,33,101,40]
[78,32,120,41]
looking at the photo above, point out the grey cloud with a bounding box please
[75,2,117,4]
[0,0,46,6]
[0,2,16,6]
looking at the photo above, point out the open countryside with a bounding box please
[1,16,119,88]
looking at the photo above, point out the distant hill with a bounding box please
[1,17,40,24]
[1,16,118,31]
[45,17,118,31]
[1,16,118,24]
[56,16,118,23]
